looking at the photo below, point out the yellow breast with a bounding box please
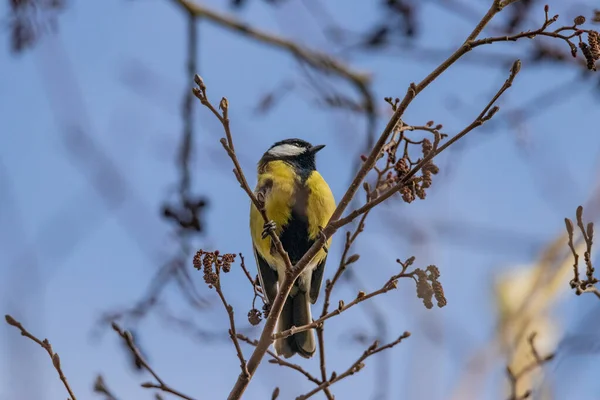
[249,161,335,269]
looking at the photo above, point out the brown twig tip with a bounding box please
[111,321,122,333]
[4,314,19,327]
[511,59,522,75]
[271,387,280,400]
[384,96,400,111]
[484,106,500,121]
[565,205,599,299]
[5,315,78,400]
[346,254,360,265]
[565,218,574,236]
[220,97,229,111]
[193,73,205,90]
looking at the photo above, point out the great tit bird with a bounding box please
[250,138,336,358]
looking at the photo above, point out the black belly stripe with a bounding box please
[279,178,314,266]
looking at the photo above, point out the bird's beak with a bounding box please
[308,144,326,154]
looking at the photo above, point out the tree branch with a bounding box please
[111,323,197,400]
[334,58,521,229]
[565,205,599,298]
[273,267,414,340]
[236,334,322,385]
[173,0,370,87]
[296,332,411,400]
[5,315,77,400]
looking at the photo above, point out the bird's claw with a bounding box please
[262,220,277,239]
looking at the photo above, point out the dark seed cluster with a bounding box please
[580,31,600,71]
[193,249,236,288]
[247,308,262,326]
[413,265,447,309]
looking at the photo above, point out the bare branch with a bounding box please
[273,269,411,340]
[236,334,321,385]
[111,323,197,400]
[336,58,521,229]
[192,250,250,375]
[565,205,599,298]
[296,332,411,400]
[173,0,370,87]
[5,315,77,400]
[192,80,293,273]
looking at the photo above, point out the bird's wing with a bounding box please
[253,246,279,304]
[309,255,327,304]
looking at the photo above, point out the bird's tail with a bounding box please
[274,289,315,359]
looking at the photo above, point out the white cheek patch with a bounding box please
[268,144,305,157]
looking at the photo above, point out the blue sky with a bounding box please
[1,0,600,399]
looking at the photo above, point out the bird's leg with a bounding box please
[262,220,277,239]
[318,226,328,254]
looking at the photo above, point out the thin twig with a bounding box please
[274,265,417,340]
[214,275,250,378]
[295,332,411,400]
[111,323,197,400]
[315,208,369,400]
[192,81,292,272]
[315,326,334,400]
[335,58,521,230]
[173,0,369,87]
[322,209,369,316]
[239,252,266,307]
[236,334,322,385]
[5,315,78,400]
[565,205,599,297]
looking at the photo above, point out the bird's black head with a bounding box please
[260,138,325,173]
